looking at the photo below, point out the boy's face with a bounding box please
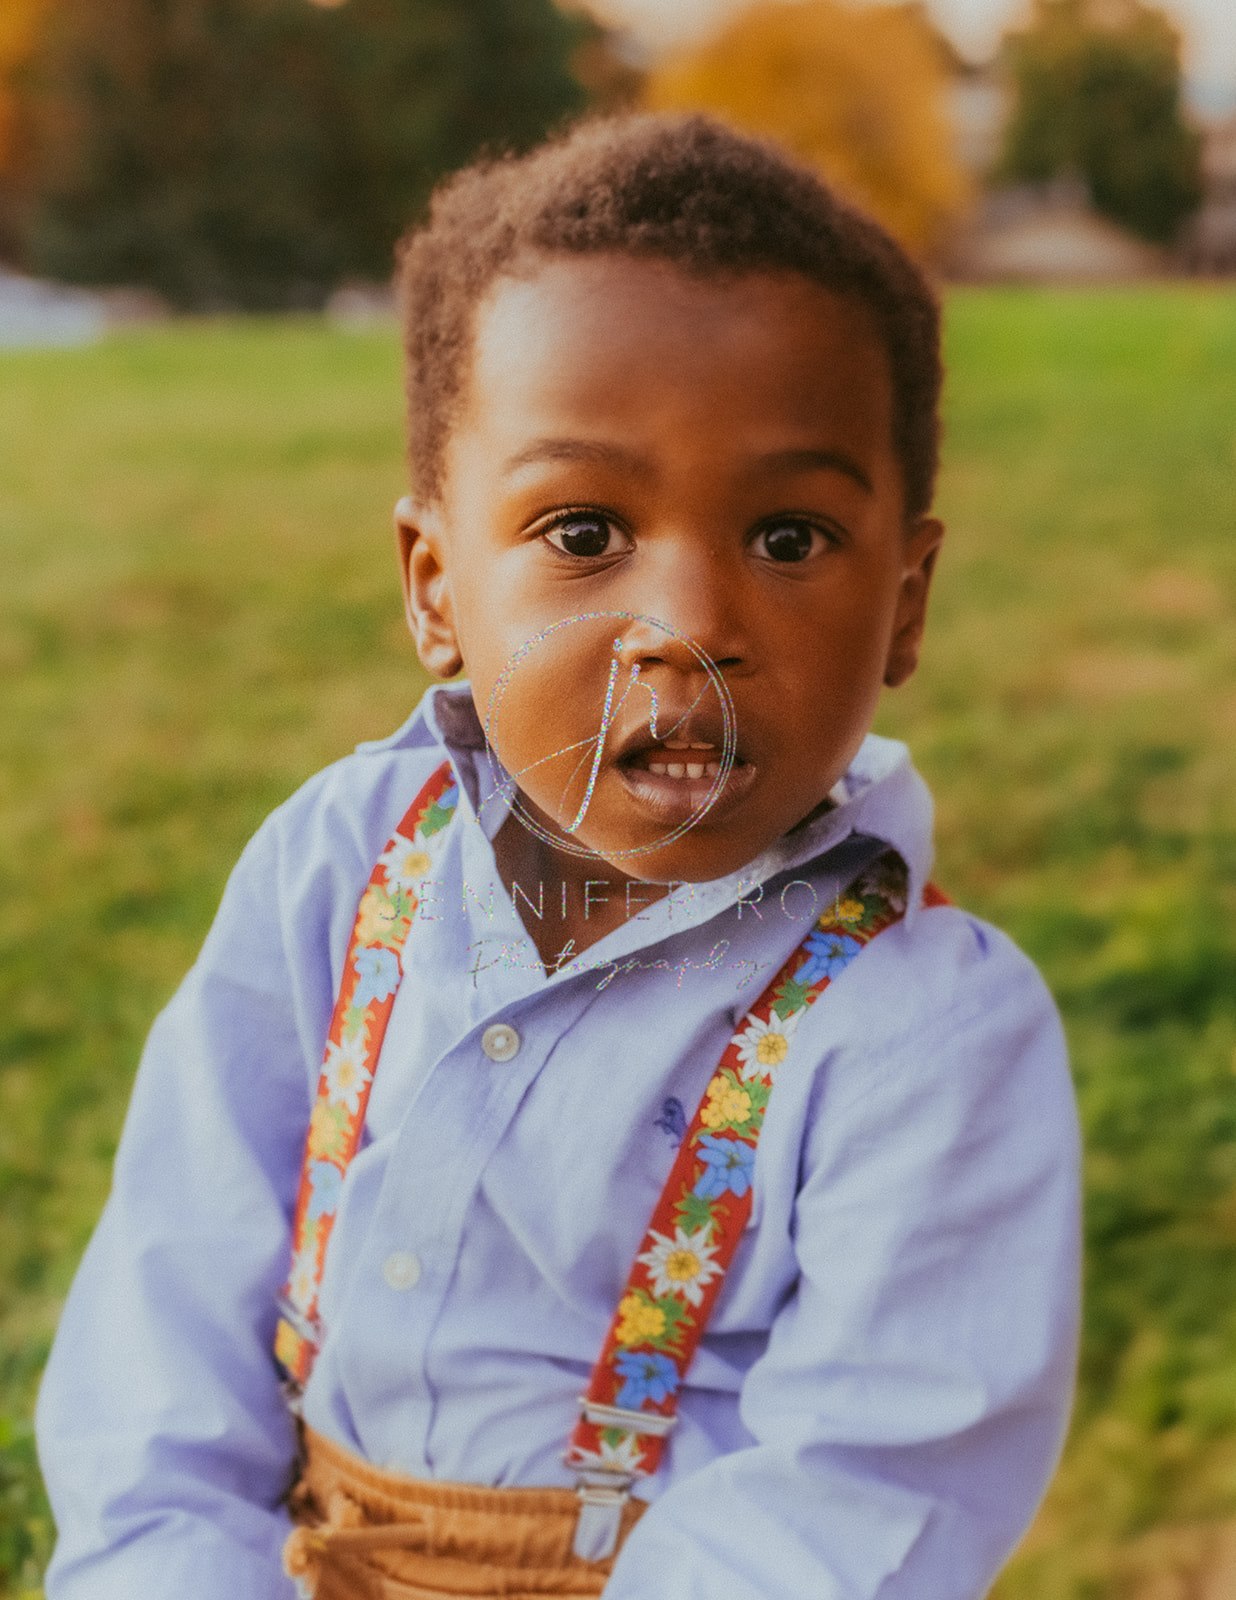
[398,254,943,884]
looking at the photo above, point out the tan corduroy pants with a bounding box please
[282,1426,646,1600]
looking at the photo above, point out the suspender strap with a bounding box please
[564,847,927,1553]
[275,760,458,1398]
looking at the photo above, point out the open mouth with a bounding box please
[621,738,728,780]
[611,726,757,830]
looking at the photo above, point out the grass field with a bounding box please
[1,288,1234,1597]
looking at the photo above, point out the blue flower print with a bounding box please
[795,930,862,986]
[614,1350,680,1409]
[306,1160,343,1223]
[693,1134,757,1200]
[353,945,401,1007]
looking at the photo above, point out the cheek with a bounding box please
[473,629,616,797]
[770,590,896,723]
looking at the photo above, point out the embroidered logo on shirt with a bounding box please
[654,1096,688,1147]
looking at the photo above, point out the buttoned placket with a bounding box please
[305,696,931,1478]
[325,796,656,1472]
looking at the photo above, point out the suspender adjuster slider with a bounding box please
[276,1296,322,1346]
[576,1397,677,1437]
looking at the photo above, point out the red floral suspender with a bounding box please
[273,761,949,1557]
[274,761,460,1391]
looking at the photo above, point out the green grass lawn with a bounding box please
[1,289,1234,1597]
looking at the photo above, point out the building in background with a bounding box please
[946,53,1008,179]
[1179,114,1236,272]
[946,176,1168,280]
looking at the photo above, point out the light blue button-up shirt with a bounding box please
[36,683,1080,1599]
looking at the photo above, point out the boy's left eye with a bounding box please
[542,512,630,559]
[753,519,834,562]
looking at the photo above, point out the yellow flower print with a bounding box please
[355,886,409,948]
[699,1075,752,1129]
[615,1292,668,1347]
[307,1101,348,1162]
[834,898,865,925]
[275,1318,302,1374]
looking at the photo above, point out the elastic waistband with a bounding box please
[284,1425,645,1599]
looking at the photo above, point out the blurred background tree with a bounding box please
[0,0,47,256]
[643,0,969,255]
[9,0,593,309]
[996,0,1204,244]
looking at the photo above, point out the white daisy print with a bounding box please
[377,836,434,893]
[322,1036,372,1116]
[571,1431,645,1475]
[636,1225,723,1307]
[733,1009,799,1083]
[287,1246,319,1315]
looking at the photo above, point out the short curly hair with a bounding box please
[396,111,942,518]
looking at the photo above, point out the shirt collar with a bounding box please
[404,680,936,933]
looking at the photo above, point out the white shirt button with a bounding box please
[481,1022,520,1062]
[382,1251,421,1291]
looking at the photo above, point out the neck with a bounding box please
[491,811,669,972]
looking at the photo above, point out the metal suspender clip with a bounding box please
[572,1466,634,1562]
[278,1373,306,1419]
[276,1296,322,1345]
[275,1297,323,1418]
[569,1398,677,1561]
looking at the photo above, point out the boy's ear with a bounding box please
[884,515,945,689]
[394,494,464,678]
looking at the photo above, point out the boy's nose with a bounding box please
[612,551,749,678]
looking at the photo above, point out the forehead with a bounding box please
[447,253,899,497]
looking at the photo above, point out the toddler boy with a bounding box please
[37,112,1080,1599]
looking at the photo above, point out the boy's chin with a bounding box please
[578,826,773,888]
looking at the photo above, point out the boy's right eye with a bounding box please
[542,511,629,559]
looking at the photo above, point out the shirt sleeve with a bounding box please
[35,808,319,1600]
[602,914,1081,1600]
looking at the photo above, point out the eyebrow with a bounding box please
[501,439,873,494]
[749,447,873,494]
[502,439,653,478]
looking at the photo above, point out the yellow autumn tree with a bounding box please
[644,0,968,255]
[0,0,46,182]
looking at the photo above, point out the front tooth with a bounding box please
[666,762,686,778]
[704,761,720,776]
[686,762,704,779]
[664,739,692,749]
[689,742,714,750]
[647,761,669,775]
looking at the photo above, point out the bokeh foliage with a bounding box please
[644,0,968,255]
[0,0,47,256]
[1,288,1235,1596]
[997,0,1204,244]
[8,0,592,308]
